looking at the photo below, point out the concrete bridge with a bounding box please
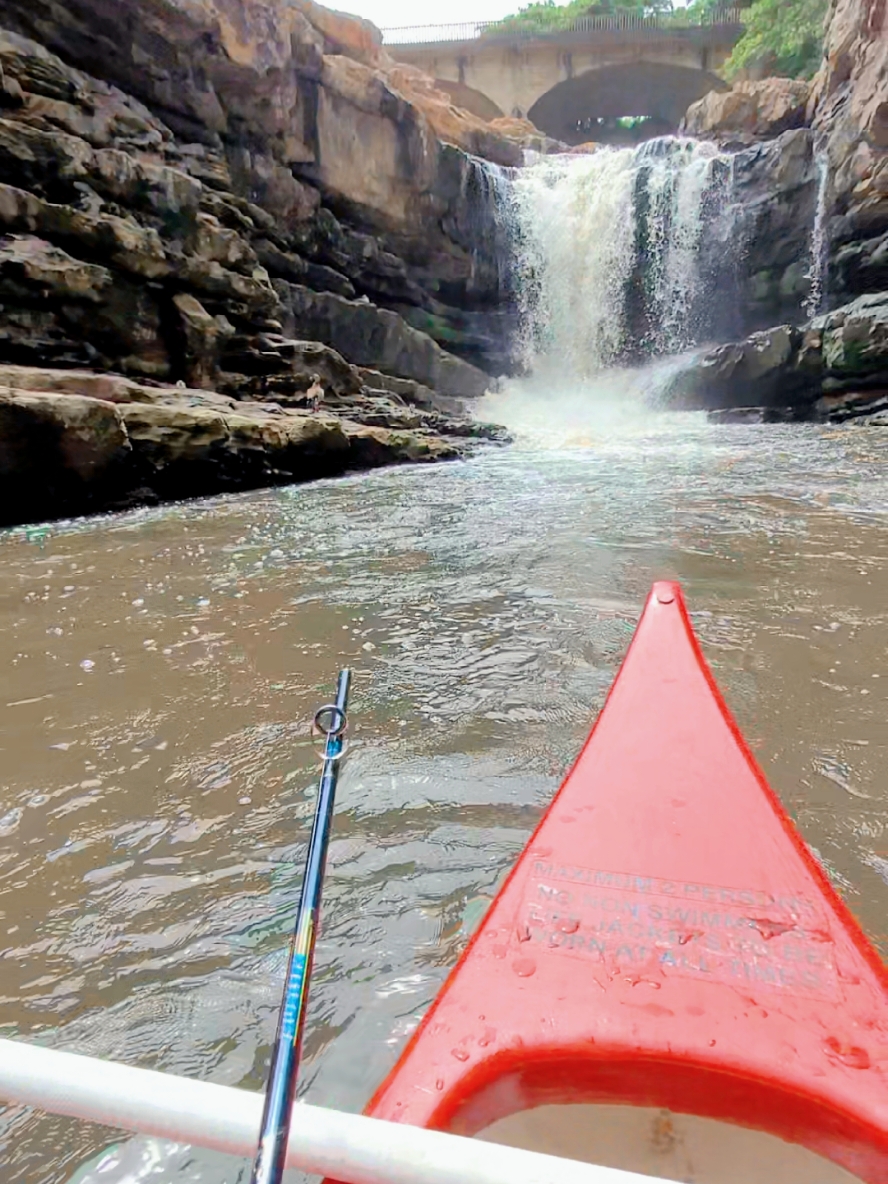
[382,12,744,145]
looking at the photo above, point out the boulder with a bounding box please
[683,80,812,144]
[292,0,384,68]
[662,326,816,412]
[278,283,492,399]
[833,231,888,300]
[812,290,888,377]
[707,407,769,425]
[814,389,888,423]
[488,116,565,155]
[220,332,364,400]
[664,292,888,422]
[383,64,522,168]
[173,292,234,389]
[0,387,131,522]
[356,367,444,411]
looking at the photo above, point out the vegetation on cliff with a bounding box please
[489,0,826,82]
[725,0,828,79]
[489,1,707,34]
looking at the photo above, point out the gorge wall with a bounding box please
[0,0,523,525]
[673,0,888,423]
[813,0,888,303]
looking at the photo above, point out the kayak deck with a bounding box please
[357,583,888,1183]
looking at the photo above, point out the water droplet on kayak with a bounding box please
[516,923,531,943]
[556,917,580,934]
[478,1026,497,1047]
[451,1047,470,1062]
[824,1038,870,1069]
[656,589,675,605]
[629,975,661,989]
[435,1079,445,1091]
[749,918,795,941]
[512,958,536,977]
[492,944,507,959]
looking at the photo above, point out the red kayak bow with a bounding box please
[358,583,888,1182]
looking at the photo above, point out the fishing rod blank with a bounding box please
[250,669,351,1184]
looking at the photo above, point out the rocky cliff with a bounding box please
[0,0,520,381]
[812,0,888,302]
[0,0,518,526]
[677,0,887,422]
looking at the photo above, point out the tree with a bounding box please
[725,0,828,79]
[489,1,673,34]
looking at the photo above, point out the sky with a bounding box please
[336,0,520,28]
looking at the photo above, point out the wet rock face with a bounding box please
[663,292,888,424]
[695,129,820,336]
[681,0,886,323]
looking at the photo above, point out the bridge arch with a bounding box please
[527,61,728,145]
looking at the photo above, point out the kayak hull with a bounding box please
[356,584,888,1181]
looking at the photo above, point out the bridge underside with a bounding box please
[528,62,728,146]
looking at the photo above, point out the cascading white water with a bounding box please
[507,138,735,383]
[508,148,639,378]
[805,147,831,319]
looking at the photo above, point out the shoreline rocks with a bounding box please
[0,362,510,527]
[660,291,888,425]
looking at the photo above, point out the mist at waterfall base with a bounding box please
[481,138,743,439]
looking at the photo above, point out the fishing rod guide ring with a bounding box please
[313,703,347,737]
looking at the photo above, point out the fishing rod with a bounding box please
[250,669,351,1184]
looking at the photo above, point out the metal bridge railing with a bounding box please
[381,10,744,45]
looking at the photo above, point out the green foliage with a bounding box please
[489,0,674,34]
[725,0,828,79]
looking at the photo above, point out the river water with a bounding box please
[0,397,886,1183]
[1,144,888,1184]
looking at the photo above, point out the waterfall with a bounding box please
[805,147,830,320]
[507,138,736,382]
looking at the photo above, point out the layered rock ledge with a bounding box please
[0,361,508,527]
[0,0,519,526]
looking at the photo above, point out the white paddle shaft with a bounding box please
[0,1038,667,1184]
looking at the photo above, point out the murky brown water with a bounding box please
[0,413,886,1183]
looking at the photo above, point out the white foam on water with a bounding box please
[479,354,708,450]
